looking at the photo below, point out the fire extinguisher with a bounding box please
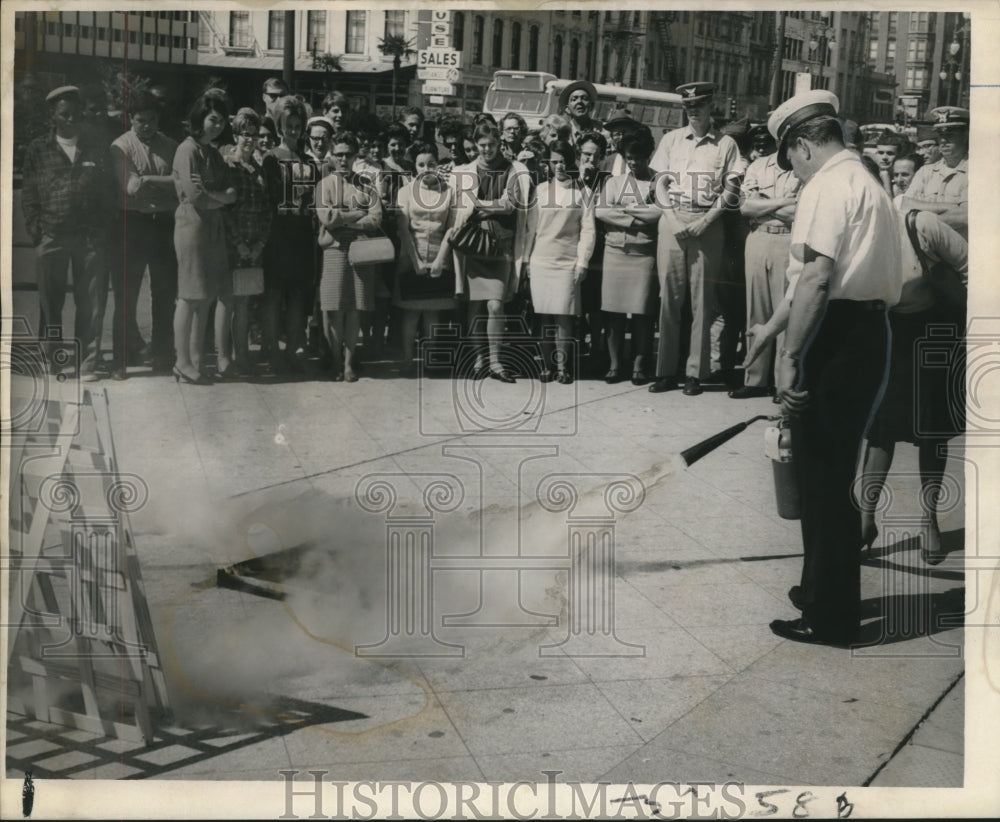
[764,418,801,520]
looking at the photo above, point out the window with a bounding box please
[492,19,503,66]
[47,21,56,36]
[174,12,185,21]
[129,30,137,44]
[909,12,929,32]
[453,12,464,50]
[569,39,579,78]
[198,14,211,47]
[268,11,284,51]
[173,35,181,48]
[907,39,928,61]
[306,10,326,51]
[229,11,250,48]
[552,35,563,76]
[601,44,611,83]
[114,29,122,43]
[585,41,593,79]
[886,38,896,70]
[144,32,152,46]
[888,12,897,34]
[510,22,521,71]
[869,37,878,62]
[346,10,366,54]
[63,24,74,37]
[472,15,484,64]
[97,27,106,40]
[633,12,641,27]
[528,25,539,71]
[384,10,405,39]
[158,34,167,47]
[905,66,929,89]
[81,25,90,38]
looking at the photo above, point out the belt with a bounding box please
[758,224,791,235]
[670,204,711,213]
[829,299,887,312]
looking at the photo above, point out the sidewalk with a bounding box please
[5,286,966,788]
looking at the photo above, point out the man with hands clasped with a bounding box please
[745,90,902,647]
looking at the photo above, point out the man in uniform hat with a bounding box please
[21,85,114,379]
[731,124,799,399]
[900,107,968,238]
[560,80,601,142]
[648,81,741,395]
[745,89,901,646]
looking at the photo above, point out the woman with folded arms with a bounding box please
[171,93,236,385]
[525,140,595,384]
[595,132,660,385]
[315,131,383,382]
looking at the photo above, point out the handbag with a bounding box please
[348,235,396,267]
[450,218,499,258]
[903,210,967,316]
[233,266,264,296]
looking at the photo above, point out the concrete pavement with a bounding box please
[5,283,968,792]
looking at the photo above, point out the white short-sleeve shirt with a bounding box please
[786,149,902,306]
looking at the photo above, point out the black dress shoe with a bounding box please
[604,370,625,384]
[489,369,516,383]
[649,376,677,393]
[682,377,703,396]
[728,385,770,399]
[770,618,854,647]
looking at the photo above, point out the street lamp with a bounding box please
[940,13,970,107]
[807,26,836,89]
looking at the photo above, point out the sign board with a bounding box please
[429,96,445,105]
[447,67,461,83]
[794,72,813,96]
[423,80,456,97]
[418,48,460,69]
[418,66,453,81]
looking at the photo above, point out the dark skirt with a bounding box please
[868,306,966,446]
[263,214,316,294]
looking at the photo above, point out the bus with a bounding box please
[483,71,686,136]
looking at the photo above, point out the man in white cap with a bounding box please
[900,106,968,238]
[745,90,902,646]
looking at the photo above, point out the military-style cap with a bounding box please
[559,80,598,112]
[928,106,969,129]
[676,82,717,105]
[748,123,772,141]
[604,109,640,132]
[767,89,839,170]
[915,125,938,142]
[46,85,81,105]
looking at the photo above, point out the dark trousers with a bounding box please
[36,232,107,370]
[110,212,177,365]
[791,301,889,641]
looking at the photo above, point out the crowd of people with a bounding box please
[21,74,969,645]
[21,76,968,397]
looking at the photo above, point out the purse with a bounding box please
[348,235,396,267]
[233,266,264,296]
[903,210,967,316]
[450,218,499,258]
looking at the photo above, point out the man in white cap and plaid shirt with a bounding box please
[745,89,902,646]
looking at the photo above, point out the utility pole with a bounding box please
[768,11,786,110]
[283,11,295,90]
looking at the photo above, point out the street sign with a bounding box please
[422,81,456,97]
[429,96,445,105]
[446,67,461,83]
[418,66,453,81]
[418,49,460,69]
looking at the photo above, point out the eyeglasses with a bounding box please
[263,92,281,101]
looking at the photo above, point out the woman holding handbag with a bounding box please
[315,131,385,382]
[451,123,532,382]
[394,142,457,376]
[525,140,596,384]
[221,107,272,379]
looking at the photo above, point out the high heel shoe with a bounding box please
[860,522,879,557]
[631,369,649,386]
[173,366,211,386]
[605,369,624,384]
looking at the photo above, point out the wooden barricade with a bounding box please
[5,379,170,744]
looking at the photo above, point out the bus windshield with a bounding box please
[484,89,553,117]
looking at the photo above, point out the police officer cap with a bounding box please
[676,82,717,105]
[306,115,335,135]
[748,123,772,141]
[928,106,969,130]
[559,80,598,112]
[767,89,839,171]
[46,85,81,105]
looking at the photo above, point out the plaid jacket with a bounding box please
[21,130,114,243]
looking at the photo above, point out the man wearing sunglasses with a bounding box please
[261,77,288,121]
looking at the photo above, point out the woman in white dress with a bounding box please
[525,140,595,383]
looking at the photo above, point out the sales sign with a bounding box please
[418,49,460,69]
